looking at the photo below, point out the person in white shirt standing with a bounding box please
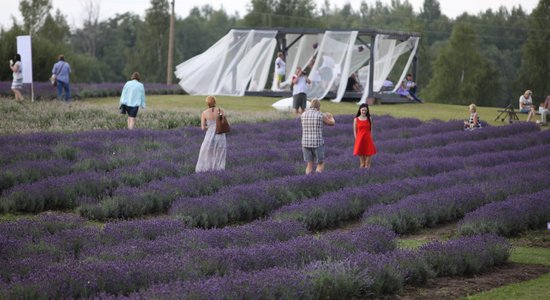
[274,52,286,90]
[292,67,311,114]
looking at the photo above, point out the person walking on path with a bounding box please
[353,103,377,169]
[119,72,146,130]
[51,54,72,101]
[301,99,335,174]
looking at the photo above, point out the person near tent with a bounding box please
[463,104,482,131]
[396,74,422,103]
[292,66,311,114]
[346,72,362,92]
[381,78,394,91]
[274,51,286,90]
[51,54,72,101]
[119,72,146,130]
[195,95,227,173]
[519,90,536,122]
[353,103,377,169]
[9,53,24,102]
[301,99,335,174]
[538,95,550,125]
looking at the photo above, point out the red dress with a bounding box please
[353,117,377,156]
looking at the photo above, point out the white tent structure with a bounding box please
[175,28,420,104]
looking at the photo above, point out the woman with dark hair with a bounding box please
[9,54,24,101]
[119,72,146,129]
[353,103,377,169]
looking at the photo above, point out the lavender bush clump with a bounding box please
[420,234,511,276]
[459,189,550,236]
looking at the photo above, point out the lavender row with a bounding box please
[271,153,550,230]
[78,161,299,220]
[2,225,395,299]
[1,159,188,214]
[458,189,550,237]
[362,169,550,234]
[118,234,509,299]
[171,138,550,229]
[0,219,312,279]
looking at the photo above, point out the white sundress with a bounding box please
[195,119,227,172]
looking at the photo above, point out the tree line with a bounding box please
[1,0,549,107]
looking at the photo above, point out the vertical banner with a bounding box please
[16,35,33,84]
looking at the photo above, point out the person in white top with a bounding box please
[519,90,536,122]
[9,53,24,101]
[292,67,311,114]
[274,52,286,90]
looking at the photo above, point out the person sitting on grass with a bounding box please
[463,104,482,131]
[519,90,536,122]
[396,74,422,103]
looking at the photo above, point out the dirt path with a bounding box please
[390,263,550,300]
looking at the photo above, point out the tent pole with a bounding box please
[368,34,375,100]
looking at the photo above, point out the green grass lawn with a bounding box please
[1,95,535,135]
[88,94,524,126]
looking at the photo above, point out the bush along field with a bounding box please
[0,81,185,100]
[0,115,549,298]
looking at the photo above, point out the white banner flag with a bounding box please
[16,35,33,84]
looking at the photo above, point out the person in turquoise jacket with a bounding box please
[119,72,146,129]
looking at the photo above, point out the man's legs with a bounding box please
[57,81,63,100]
[305,161,314,174]
[315,162,324,173]
[64,82,71,101]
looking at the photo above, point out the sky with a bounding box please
[0,0,539,29]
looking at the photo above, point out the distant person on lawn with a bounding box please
[518,90,536,122]
[119,72,146,130]
[463,104,482,131]
[301,99,335,174]
[539,95,550,125]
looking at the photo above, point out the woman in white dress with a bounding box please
[195,96,227,172]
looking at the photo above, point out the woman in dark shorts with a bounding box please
[119,72,146,129]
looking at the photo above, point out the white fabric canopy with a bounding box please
[175,29,419,103]
[358,36,420,104]
[175,30,277,96]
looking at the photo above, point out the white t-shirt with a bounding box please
[292,74,308,95]
[519,95,533,108]
[275,57,286,75]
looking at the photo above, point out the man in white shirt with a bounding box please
[292,67,311,114]
[274,52,286,90]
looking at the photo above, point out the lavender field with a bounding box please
[1,115,549,298]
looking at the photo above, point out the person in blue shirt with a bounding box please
[51,54,71,101]
[119,72,146,129]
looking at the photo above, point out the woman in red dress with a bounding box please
[353,103,377,169]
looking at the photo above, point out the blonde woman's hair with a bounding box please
[206,95,216,108]
[524,90,532,96]
[310,99,321,109]
[469,104,477,112]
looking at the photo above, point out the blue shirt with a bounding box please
[51,61,71,83]
[120,80,146,108]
